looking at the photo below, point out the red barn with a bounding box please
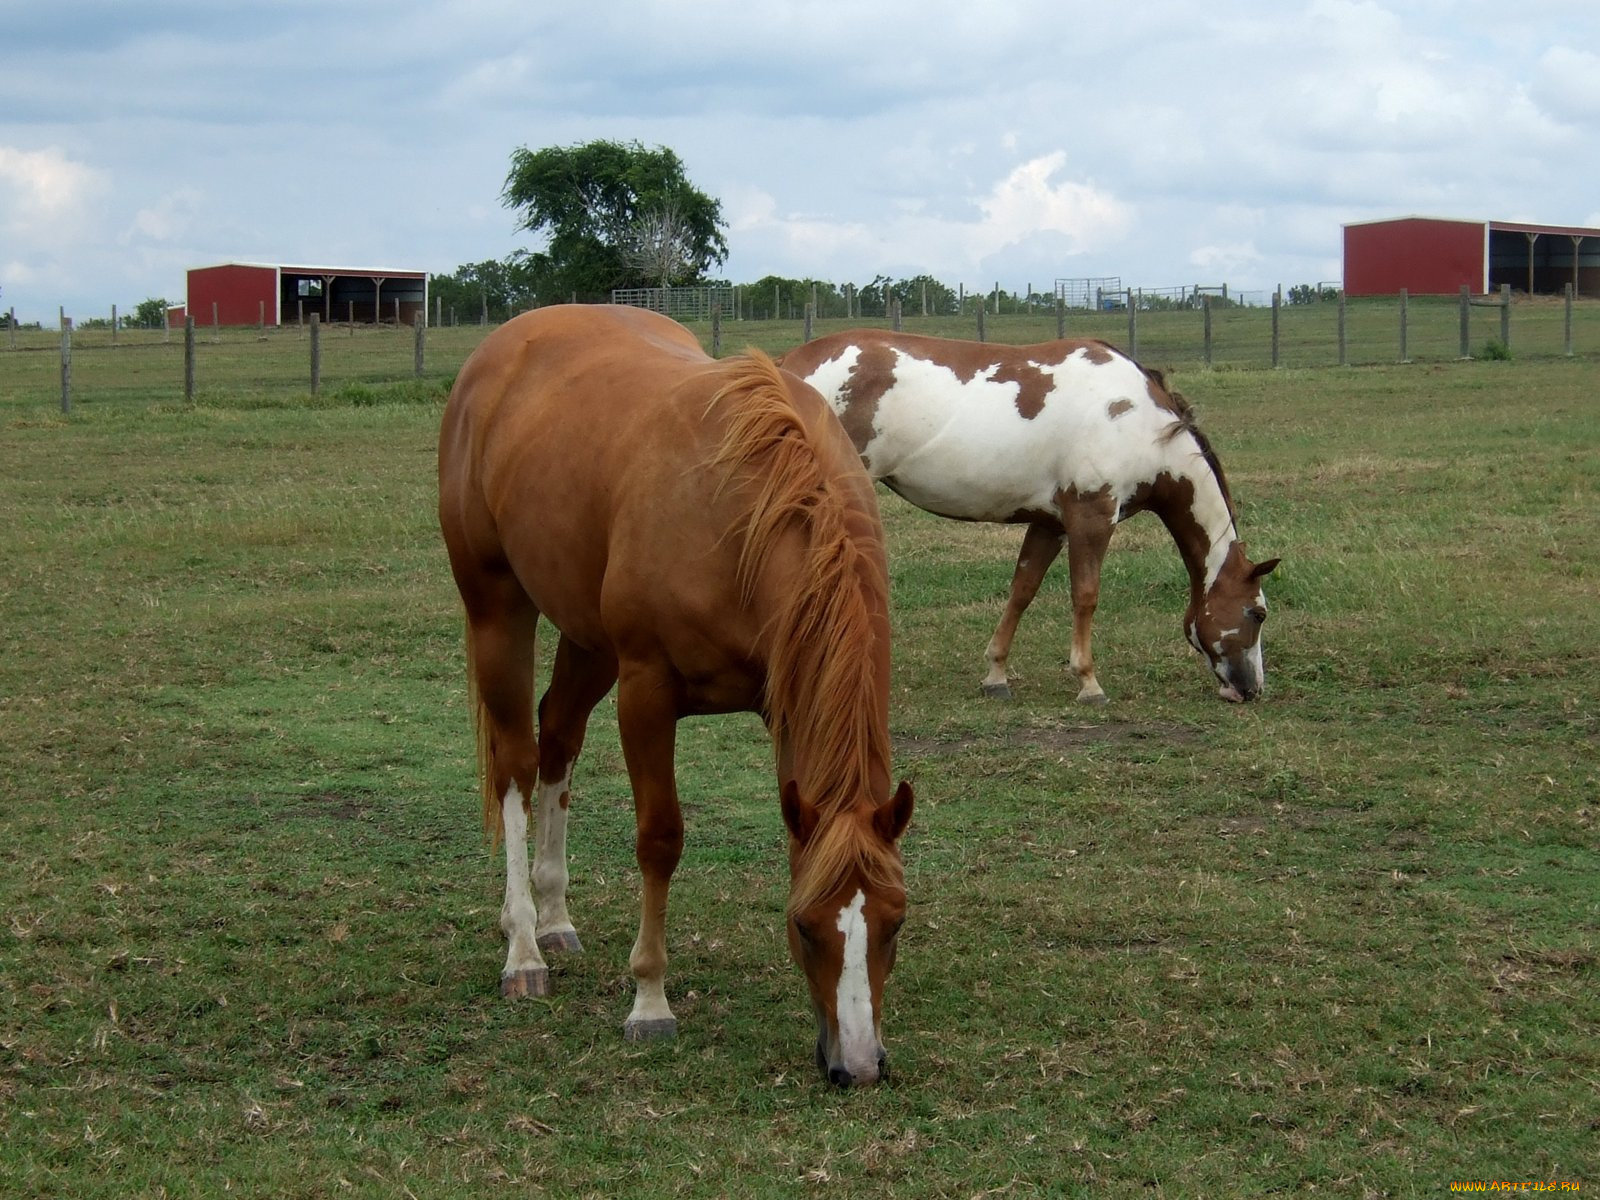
[169,262,430,327]
[1343,217,1600,298]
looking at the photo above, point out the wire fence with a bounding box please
[6,289,1599,414]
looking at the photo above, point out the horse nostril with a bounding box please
[828,1065,854,1089]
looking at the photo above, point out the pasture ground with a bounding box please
[2,319,1596,1197]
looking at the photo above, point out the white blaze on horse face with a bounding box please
[833,890,878,1073]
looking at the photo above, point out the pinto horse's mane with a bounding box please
[708,351,899,915]
[1144,366,1237,523]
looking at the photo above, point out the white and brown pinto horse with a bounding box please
[780,331,1279,705]
[439,306,913,1087]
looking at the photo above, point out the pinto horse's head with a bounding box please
[1186,544,1280,702]
[781,779,913,1088]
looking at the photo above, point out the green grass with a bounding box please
[2,323,1596,1197]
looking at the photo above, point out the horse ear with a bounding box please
[1251,557,1281,580]
[874,780,915,843]
[781,779,818,846]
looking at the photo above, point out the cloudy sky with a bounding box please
[4,1,1599,323]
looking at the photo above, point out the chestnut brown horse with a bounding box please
[780,330,1279,705]
[438,305,913,1086]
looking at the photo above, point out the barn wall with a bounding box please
[187,265,279,326]
[1344,219,1487,297]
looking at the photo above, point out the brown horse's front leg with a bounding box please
[982,522,1066,699]
[617,667,684,1041]
[1063,508,1115,706]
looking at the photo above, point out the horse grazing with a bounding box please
[779,331,1279,705]
[438,305,913,1087]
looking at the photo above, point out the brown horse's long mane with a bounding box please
[707,351,900,914]
[1146,367,1236,522]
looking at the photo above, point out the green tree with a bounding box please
[430,258,540,322]
[502,140,728,300]
[130,297,171,328]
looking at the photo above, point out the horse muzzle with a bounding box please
[817,1036,888,1088]
[1217,661,1263,703]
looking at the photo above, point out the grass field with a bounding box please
[2,317,1596,1197]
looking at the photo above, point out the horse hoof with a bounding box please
[537,929,583,954]
[500,967,551,999]
[623,1017,678,1042]
[981,682,1013,700]
[1076,691,1109,707]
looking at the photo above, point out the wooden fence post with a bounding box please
[112,304,118,347]
[184,317,196,403]
[1056,296,1065,340]
[891,298,902,332]
[1337,292,1347,366]
[310,313,321,395]
[1459,286,1471,359]
[348,301,355,337]
[1499,284,1511,350]
[1126,292,1137,359]
[1564,282,1574,357]
[60,316,72,414]
[1270,291,1281,367]
[7,308,15,350]
[259,300,266,333]
[711,303,722,357]
[1203,297,1213,366]
[413,312,425,377]
[1398,289,1410,363]
[212,301,220,343]
[977,298,986,343]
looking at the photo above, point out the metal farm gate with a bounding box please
[610,285,734,320]
[1053,276,1123,310]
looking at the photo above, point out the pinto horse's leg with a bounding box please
[463,582,550,998]
[531,635,619,956]
[1062,501,1116,706]
[616,664,684,1041]
[982,522,1066,700]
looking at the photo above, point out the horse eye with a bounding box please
[1248,607,1267,625]
[792,918,816,947]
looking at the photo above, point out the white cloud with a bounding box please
[124,188,205,243]
[0,145,104,230]
[5,3,1600,320]
[1189,243,1263,278]
[1533,45,1600,120]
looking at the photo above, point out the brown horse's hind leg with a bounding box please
[1062,504,1115,706]
[531,635,618,956]
[616,663,684,1041]
[982,522,1066,700]
[463,577,550,998]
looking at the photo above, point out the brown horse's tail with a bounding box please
[464,621,512,848]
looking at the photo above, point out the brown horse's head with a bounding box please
[781,779,913,1087]
[1186,543,1280,702]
